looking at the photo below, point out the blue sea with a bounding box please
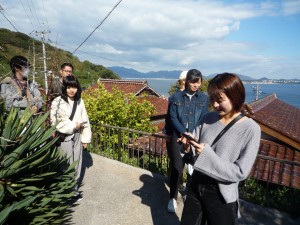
[125,78,300,109]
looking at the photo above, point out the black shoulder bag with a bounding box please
[182,114,244,165]
[55,100,78,145]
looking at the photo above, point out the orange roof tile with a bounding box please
[138,96,168,117]
[96,79,162,97]
[250,139,300,189]
[244,94,300,150]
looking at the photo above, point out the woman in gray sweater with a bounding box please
[180,73,261,225]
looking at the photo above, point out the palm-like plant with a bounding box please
[0,107,77,225]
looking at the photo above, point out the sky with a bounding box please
[1,0,300,79]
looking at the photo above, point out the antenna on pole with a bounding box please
[31,30,50,94]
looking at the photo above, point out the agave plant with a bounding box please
[0,107,77,225]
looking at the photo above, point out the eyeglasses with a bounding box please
[62,70,72,73]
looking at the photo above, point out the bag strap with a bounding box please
[211,114,244,146]
[69,100,77,121]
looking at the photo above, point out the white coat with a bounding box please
[50,96,91,143]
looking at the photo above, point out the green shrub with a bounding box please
[0,108,77,224]
[239,178,300,215]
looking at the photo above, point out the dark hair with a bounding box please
[185,69,203,90]
[208,73,245,112]
[60,62,74,71]
[61,75,82,102]
[10,56,30,74]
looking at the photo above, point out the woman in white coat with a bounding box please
[50,75,91,199]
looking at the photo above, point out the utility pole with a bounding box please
[31,30,50,94]
[32,40,36,85]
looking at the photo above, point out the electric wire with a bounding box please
[28,0,43,30]
[41,0,51,31]
[56,42,132,68]
[72,0,123,54]
[24,0,37,29]
[2,1,128,73]
[0,6,19,32]
[34,0,49,31]
[19,0,35,30]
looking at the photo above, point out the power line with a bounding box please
[28,0,43,30]
[55,42,133,68]
[41,0,51,31]
[19,0,35,29]
[0,4,19,32]
[72,0,123,54]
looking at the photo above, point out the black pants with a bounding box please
[167,136,184,200]
[180,171,238,225]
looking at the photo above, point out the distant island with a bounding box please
[108,66,300,84]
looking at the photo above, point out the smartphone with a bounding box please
[182,133,197,142]
[80,121,87,125]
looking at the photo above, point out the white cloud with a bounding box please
[0,0,300,79]
[282,0,300,16]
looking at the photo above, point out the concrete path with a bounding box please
[71,151,183,225]
[71,151,300,225]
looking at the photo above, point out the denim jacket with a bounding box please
[169,90,208,136]
[163,91,178,135]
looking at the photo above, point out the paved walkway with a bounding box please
[71,151,300,225]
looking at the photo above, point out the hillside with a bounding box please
[0,28,119,87]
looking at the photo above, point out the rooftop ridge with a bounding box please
[245,93,277,114]
[98,78,147,85]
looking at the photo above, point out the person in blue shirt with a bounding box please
[163,70,187,135]
[167,69,209,213]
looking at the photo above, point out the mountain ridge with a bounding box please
[109,66,255,81]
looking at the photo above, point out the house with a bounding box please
[92,79,169,131]
[243,93,300,189]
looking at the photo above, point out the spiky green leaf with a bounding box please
[0,204,13,225]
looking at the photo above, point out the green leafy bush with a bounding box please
[83,82,156,133]
[239,178,300,215]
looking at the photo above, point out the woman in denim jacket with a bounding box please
[167,69,209,213]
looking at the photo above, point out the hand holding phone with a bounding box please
[181,133,197,142]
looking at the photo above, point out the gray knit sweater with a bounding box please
[193,112,261,204]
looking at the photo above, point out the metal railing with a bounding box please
[90,122,169,175]
[250,154,300,189]
[90,122,300,188]
[89,122,300,214]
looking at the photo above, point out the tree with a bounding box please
[82,82,156,133]
[0,108,76,225]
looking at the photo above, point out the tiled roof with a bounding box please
[243,94,300,150]
[250,139,300,189]
[151,119,166,132]
[138,96,168,117]
[95,79,162,97]
[129,135,168,156]
[243,94,300,188]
